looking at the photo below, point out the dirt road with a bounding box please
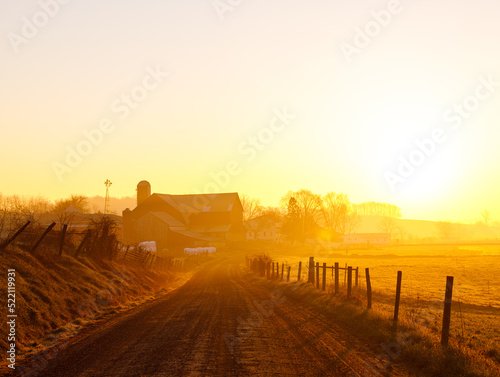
[17,256,407,376]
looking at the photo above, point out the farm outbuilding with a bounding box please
[122,181,245,250]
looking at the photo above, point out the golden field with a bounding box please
[255,242,500,362]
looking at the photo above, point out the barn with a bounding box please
[122,181,245,250]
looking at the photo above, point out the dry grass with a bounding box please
[253,274,500,376]
[262,243,500,350]
[0,245,174,357]
[245,242,500,376]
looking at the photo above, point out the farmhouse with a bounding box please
[342,233,391,245]
[122,181,245,250]
[244,215,282,242]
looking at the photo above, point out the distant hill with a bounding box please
[356,215,500,241]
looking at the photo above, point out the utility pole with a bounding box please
[104,179,112,214]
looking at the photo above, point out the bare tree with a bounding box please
[321,193,349,231]
[260,206,284,221]
[344,209,361,235]
[394,226,408,242]
[53,195,89,226]
[481,209,491,226]
[378,216,398,234]
[240,194,263,222]
[352,201,402,218]
[0,194,52,239]
[320,192,360,234]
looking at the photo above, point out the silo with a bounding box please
[137,180,151,206]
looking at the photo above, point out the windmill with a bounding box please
[104,179,112,214]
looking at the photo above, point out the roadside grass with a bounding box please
[0,245,175,357]
[249,269,500,377]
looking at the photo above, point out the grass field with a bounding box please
[254,242,500,365]
[268,243,500,307]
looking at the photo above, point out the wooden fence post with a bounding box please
[366,268,372,310]
[276,262,279,279]
[149,254,157,269]
[316,262,320,289]
[347,266,352,298]
[334,262,339,294]
[322,263,326,291]
[344,263,347,286]
[394,271,403,327]
[287,266,291,282]
[0,221,30,250]
[281,263,284,281]
[267,262,270,279]
[355,267,359,288]
[58,224,68,256]
[143,251,150,267]
[30,222,56,254]
[75,229,91,257]
[123,245,130,260]
[87,230,98,259]
[298,261,302,281]
[272,262,275,278]
[308,257,315,284]
[441,276,454,347]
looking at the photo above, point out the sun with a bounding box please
[354,94,464,201]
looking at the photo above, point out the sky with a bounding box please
[1,0,499,223]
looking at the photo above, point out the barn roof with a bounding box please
[155,192,241,213]
[149,211,186,228]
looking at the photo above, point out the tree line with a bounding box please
[241,190,403,241]
[0,194,96,238]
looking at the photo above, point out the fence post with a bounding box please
[149,254,157,269]
[276,262,279,279]
[58,224,68,256]
[441,276,454,347]
[281,263,284,281]
[75,230,91,257]
[316,262,320,289]
[347,266,352,298]
[123,245,130,260]
[298,261,302,281]
[267,262,270,279]
[0,221,30,250]
[366,268,372,310]
[355,267,359,288]
[272,262,275,278]
[143,252,150,267]
[322,263,326,291]
[308,257,314,284]
[30,222,56,254]
[334,262,339,294]
[287,266,291,282]
[87,230,98,258]
[344,263,347,286]
[394,271,403,327]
